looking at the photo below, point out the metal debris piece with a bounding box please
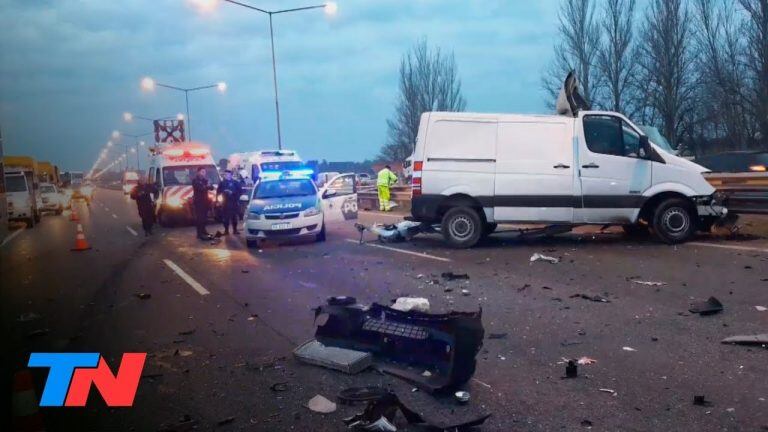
[631,280,666,286]
[441,272,470,281]
[293,339,372,374]
[622,346,637,352]
[721,334,768,345]
[454,391,470,404]
[755,306,767,312]
[570,293,610,303]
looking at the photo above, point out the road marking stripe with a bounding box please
[126,226,138,236]
[345,239,451,262]
[1,228,24,247]
[163,259,210,295]
[688,242,768,254]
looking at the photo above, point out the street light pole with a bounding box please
[120,132,153,172]
[220,1,337,150]
[140,79,226,141]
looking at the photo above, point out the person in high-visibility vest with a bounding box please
[376,165,398,212]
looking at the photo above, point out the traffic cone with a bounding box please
[70,224,92,251]
[69,208,79,222]
[12,370,46,431]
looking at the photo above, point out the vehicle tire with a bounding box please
[622,223,649,237]
[441,206,482,249]
[481,222,498,239]
[26,216,35,228]
[651,198,696,244]
[316,224,327,242]
[246,239,259,248]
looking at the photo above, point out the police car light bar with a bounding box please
[261,168,315,178]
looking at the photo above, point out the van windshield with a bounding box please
[162,165,219,186]
[6,176,28,193]
[639,125,675,153]
[254,179,316,199]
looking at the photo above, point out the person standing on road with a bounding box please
[192,167,214,240]
[130,178,158,236]
[376,165,398,212]
[216,169,242,235]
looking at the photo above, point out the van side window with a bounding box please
[584,116,643,158]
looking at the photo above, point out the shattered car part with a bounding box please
[307,394,337,414]
[355,221,438,243]
[338,386,392,405]
[441,272,470,281]
[313,299,484,392]
[343,391,490,431]
[293,339,373,374]
[689,297,724,316]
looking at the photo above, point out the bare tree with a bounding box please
[542,0,602,109]
[637,0,696,147]
[693,0,753,150]
[595,0,638,115]
[739,0,768,147]
[381,39,466,162]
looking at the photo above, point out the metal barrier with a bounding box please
[705,172,768,215]
[357,174,768,215]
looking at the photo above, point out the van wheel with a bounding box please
[441,207,482,248]
[652,198,695,244]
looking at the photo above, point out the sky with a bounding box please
[0,0,561,172]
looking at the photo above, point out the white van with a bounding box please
[410,76,726,248]
[5,172,37,227]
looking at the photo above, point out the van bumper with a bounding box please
[695,193,728,218]
[411,195,443,222]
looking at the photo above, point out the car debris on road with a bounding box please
[530,253,560,264]
[689,297,724,316]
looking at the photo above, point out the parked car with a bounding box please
[39,183,64,214]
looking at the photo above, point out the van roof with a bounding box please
[426,111,572,122]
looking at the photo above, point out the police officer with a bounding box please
[217,169,243,235]
[130,178,158,236]
[376,165,398,212]
[192,167,214,240]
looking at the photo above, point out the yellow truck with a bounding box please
[4,156,42,227]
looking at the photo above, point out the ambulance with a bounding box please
[147,143,221,227]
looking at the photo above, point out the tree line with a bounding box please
[544,0,768,156]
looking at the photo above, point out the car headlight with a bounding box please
[217,195,224,203]
[304,207,321,217]
[247,211,261,220]
[167,196,183,207]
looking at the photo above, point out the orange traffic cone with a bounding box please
[12,370,46,431]
[69,208,79,222]
[71,224,92,251]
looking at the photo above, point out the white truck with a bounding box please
[409,73,727,248]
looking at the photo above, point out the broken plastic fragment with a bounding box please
[307,395,337,414]
[689,297,724,316]
[530,253,560,264]
[622,346,637,352]
[391,297,430,313]
[631,280,666,286]
[577,357,597,365]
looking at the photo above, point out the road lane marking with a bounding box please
[345,239,451,262]
[1,228,24,247]
[112,214,118,219]
[126,226,138,236]
[163,259,210,295]
[688,242,768,254]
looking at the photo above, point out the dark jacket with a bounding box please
[192,175,213,209]
[130,183,157,221]
[217,179,243,210]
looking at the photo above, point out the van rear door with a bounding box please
[576,113,652,223]
[494,118,575,223]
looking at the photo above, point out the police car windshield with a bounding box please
[162,165,218,186]
[254,178,316,199]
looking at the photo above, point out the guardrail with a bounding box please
[704,172,768,215]
[357,174,768,216]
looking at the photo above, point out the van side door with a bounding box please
[576,113,652,223]
[494,119,575,223]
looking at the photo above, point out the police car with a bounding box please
[244,172,357,247]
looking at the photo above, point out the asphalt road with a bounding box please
[2,188,767,431]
